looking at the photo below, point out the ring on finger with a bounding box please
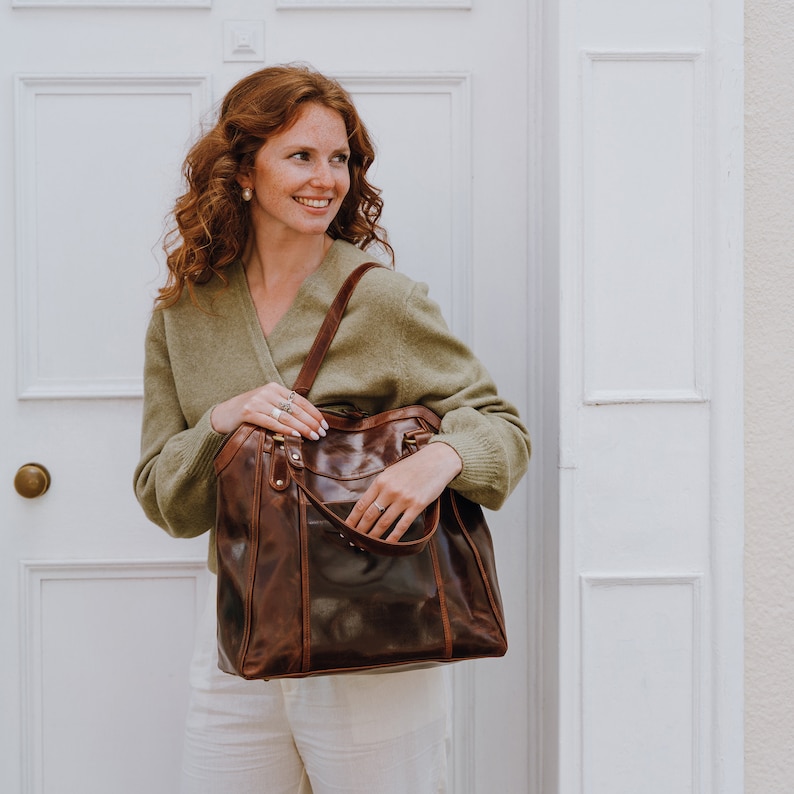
[271,407,283,421]
[374,501,386,514]
[277,400,293,413]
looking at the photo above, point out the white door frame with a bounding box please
[534,0,745,791]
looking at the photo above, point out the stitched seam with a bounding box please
[299,492,311,673]
[429,538,453,658]
[239,430,265,674]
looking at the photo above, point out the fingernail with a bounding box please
[310,431,320,441]
[321,419,329,430]
[292,430,301,437]
[317,426,327,437]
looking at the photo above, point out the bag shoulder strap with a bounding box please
[292,261,383,397]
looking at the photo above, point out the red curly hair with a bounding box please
[158,64,392,307]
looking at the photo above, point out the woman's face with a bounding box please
[239,102,351,242]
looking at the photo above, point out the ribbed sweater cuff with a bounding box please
[184,409,228,479]
[430,432,506,509]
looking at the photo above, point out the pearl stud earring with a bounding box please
[242,187,253,202]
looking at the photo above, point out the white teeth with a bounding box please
[295,197,331,208]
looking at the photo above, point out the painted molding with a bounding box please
[583,388,706,405]
[278,0,470,9]
[14,74,210,400]
[580,51,708,405]
[19,559,208,794]
[580,574,704,792]
[335,73,473,342]
[13,0,209,8]
[525,1,548,789]
[705,3,745,789]
[223,20,266,63]
[450,663,475,793]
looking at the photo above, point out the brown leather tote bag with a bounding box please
[214,264,508,679]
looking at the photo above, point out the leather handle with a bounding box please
[294,478,441,557]
[292,262,383,397]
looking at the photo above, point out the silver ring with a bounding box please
[278,400,293,413]
[374,502,386,514]
[271,407,282,421]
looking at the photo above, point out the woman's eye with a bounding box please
[332,153,349,164]
[290,151,310,161]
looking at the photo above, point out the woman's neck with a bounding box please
[242,233,333,294]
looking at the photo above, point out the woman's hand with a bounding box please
[210,383,328,440]
[345,442,463,542]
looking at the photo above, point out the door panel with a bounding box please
[1,3,533,793]
[22,562,203,794]
[15,75,207,399]
[550,0,744,790]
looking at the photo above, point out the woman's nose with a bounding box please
[310,161,333,187]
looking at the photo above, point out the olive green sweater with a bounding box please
[134,240,530,571]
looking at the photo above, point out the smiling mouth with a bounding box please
[295,197,332,208]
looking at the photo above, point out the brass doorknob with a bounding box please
[14,463,51,499]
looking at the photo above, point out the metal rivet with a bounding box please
[291,453,300,460]
[276,479,284,487]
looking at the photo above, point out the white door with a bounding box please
[544,0,745,791]
[1,3,535,793]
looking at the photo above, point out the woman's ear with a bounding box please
[235,172,251,189]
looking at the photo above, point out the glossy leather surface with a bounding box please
[214,406,508,680]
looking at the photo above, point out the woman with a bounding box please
[134,64,530,794]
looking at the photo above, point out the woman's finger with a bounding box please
[259,402,325,440]
[345,443,462,542]
[348,496,420,543]
[248,385,328,440]
[286,391,328,430]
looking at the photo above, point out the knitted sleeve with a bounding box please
[395,281,531,510]
[133,311,227,539]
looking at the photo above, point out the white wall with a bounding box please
[745,1,794,790]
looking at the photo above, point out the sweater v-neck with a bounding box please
[231,240,343,387]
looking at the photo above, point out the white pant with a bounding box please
[181,577,450,794]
